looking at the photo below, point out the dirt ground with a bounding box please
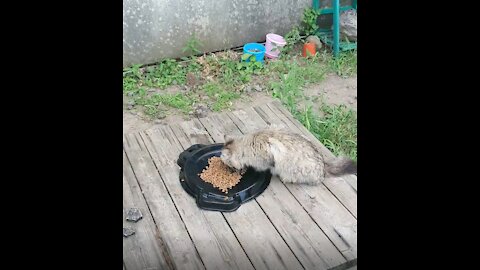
[123,74,357,134]
[303,73,357,111]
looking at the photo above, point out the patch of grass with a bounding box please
[123,76,138,93]
[219,58,241,84]
[269,64,305,109]
[134,90,196,118]
[183,57,202,73]
[301,7,321,36]
[211,54,265,85]
[298,103,357,161]
[182,34,203,56]
[123,64,143,93]
[123,64,142,78]
[236,59,264,82]
[143,59,188,88]
[281,27,302,55]
[266,55,356,160]
[156,93,194,113]
[202,82,240,111]
[269,58,327,109]
[319,50,357,77]
[122,58,203,94]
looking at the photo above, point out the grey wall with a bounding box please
[123,0,312,67]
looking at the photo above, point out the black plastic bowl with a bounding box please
[177,143,272,212]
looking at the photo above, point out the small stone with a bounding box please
[188,111,194,115]
[340,10,357,42]
[127,105,133,110]
[125,208,143,222]
[146,66,155,72]
[172,80,177,85]
[306,35,323,49]
[154,119,163,124]
[186,73,197,87]
[244,85,253,93]
[123,227,135,237]
[127,92,134,97]
[254,84,262,92]
[201,95,209,101]
[193,104,210,118]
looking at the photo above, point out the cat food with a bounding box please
[199,156,244,193]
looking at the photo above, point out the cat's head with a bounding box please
[220,134,242,170]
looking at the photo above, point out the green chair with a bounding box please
[313,0,357,57]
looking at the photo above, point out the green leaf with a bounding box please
[241,53,253,61]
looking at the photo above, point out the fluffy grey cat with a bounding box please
[220,128,356,185]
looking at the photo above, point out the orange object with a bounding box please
[302,43,316,57]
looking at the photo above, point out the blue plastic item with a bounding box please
[242,43,266,63]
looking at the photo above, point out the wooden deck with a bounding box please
[123,100,357,270]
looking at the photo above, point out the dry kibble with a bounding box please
[199,157,244,194]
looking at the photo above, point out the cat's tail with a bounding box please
[324,156,357,176]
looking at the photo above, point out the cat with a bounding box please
[220,127,356,185]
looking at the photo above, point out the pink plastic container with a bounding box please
[265,33,287,59]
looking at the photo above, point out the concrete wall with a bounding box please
[123,0,312,67]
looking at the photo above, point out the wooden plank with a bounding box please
[199,115,348,270]
[324,258,357,270]
[171,119,304,270]
[286,184,357,260]
[140,126,255,270]
[263,102,357,217]
[123,152,172,270]
[123,134,205,270]
[321,177,357,218]
[227,106,357,260]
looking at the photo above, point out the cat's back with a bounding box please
[255,129,316,152]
